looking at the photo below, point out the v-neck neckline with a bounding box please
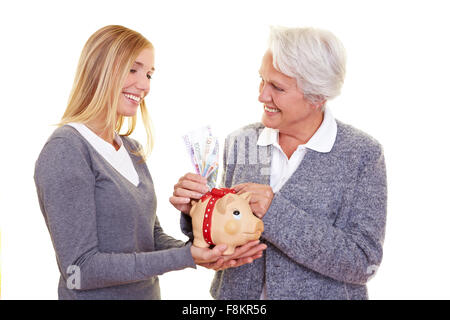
[65,125,143,189]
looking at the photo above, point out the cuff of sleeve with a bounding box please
[181,242,197,269]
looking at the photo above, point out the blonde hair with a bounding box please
[59,25,154,160]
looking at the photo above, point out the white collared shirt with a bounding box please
[256,106,337,299]
[257,106,337,192]
[67,122,140,186]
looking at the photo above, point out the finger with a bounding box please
[198,262,220,270]
[251,210,264,219]
[232,183,249,193]
[198,262,211,268]
[234,183,264,195]
[248,199,267,218]
[209,258,225,270]
[248,193,264,203]
[168,197,191,214]
[234,240,260,253]
[183,173,208,184]
[176,179,209,195]
[223,240,260,261]
[217,258,228,270]
[227,240,259,257]
[232,255,260,268]
[219,259,237,270]
[173,187,204,200]
[175,178,207,193]
[231,244,267,260]
[204,244,227,262]
[169,196,190,205]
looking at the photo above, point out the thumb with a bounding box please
[210,244,227,258]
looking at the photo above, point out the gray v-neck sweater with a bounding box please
[34,125,196,300]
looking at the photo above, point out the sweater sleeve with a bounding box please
[154,216,187,250]
[261,146,387,285]
[34,137,195,291]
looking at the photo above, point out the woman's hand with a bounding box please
[190,244,229,264]
[170,173,209,214]
[233,183,274,219]
[198,240,267,271]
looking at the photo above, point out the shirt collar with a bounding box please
[256,106,337,153]
[67,122,123,155]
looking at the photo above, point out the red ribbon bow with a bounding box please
[201,188,236,246]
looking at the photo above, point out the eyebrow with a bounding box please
[259,72,286,88]
[271,80,285,88]
[134,61,155,72]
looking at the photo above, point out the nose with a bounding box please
[258,82,272,104]
[136,74,150,95]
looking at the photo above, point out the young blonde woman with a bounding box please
[34,25,265,300]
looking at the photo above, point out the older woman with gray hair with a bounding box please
[170,26,387,300]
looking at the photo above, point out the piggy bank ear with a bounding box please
[190,199,199,207]
[215,194,235,214]
[189,199,201,217]
[240,192,252,203]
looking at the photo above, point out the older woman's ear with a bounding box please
[307,96,326,110]
[315,101,326,111]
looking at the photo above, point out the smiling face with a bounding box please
[118,48,155,117]
[259,51,319,134]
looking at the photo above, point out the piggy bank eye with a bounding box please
[232,210,241,220]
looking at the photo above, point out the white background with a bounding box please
[1,0,449,299]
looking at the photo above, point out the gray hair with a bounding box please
[268,26,347,106]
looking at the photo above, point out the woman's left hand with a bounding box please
[233,183,274,219]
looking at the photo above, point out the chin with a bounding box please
[118,107,139,118]
[261,115,279,129]
[122,112,138,117]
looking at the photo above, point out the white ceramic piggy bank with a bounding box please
[190,188,264,255]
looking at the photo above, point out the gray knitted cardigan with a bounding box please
[34,126,196,300]
[181,120,387,300]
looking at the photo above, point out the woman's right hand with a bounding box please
[198,240,267,271]
[190,241,266,270]
[190,244,228,264]
[170,173,209,214]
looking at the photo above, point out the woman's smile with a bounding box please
[123,92,142,105]
[264,104,281,114]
